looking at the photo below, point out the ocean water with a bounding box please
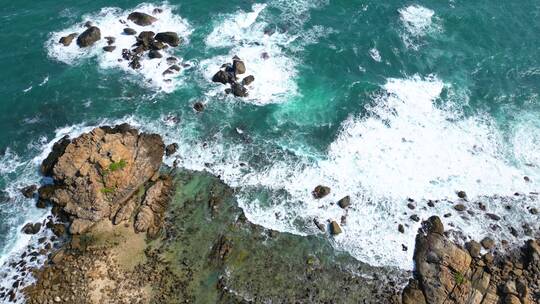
[0,0,539,296]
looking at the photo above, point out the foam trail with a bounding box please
[46,3,193,93]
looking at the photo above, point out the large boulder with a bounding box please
[49,124,165,233]
[76,26,101,47]
[127,12,157,26]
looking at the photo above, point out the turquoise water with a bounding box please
[0,0,539,291]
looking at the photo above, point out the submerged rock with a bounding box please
[193,102,205,112]
[127,12,157,26]
[76,26,101,47]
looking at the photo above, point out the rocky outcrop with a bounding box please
[127,12,157,26]
[76,26,101,47]
[40,124,168,235]
[402,216,540,304]
[211,56,254,97]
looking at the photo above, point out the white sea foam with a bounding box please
[46,3,192,93]
[154,75,539,269]
[201,3,299,105]
[398,5,440,49]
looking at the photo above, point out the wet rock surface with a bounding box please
[401,216,540,304]
[211,56,255,97]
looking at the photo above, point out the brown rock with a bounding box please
[312,185,330,199]
[330,221,342,235]
[337,196,351,209]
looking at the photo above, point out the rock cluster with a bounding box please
[57,11,184,76]
[402,216,540,304]
[211,56,255,97]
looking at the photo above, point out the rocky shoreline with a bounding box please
[1,124,539,303]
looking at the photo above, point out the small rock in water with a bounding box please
[165,143,178,156]
[231,83,248,97]
[398,224,404,233]
[212,70,233,85]
[105,36,115,45]
[242,75,255,86]
[21,185,37,198]
[21,222,41,235]
[313,218,325,232]
[123,28,137,35]
[193,102,204,112]
[337,196,351,209]
[155,32,181,47]
[103,46,116,52]
[261,52,270,60]
[402,244,408,251]
[84,21,93,28]
[76,26,101,47]
[59,33,78,46]
[407,203,415,210]
[148,50,162,59]
[232,57,246,74]
[166,57,178,64]
[454,204,466,211]
[312,185,330,199]
[409,214,420,222]
[524,176,530,182]
[529,208,538,215]
[330,221,342,235]
[486,213,501,221]
[457,190,467,199]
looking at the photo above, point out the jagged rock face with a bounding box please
[48,124,164,233]
[402,216,540,304]
[134,177,172,237]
